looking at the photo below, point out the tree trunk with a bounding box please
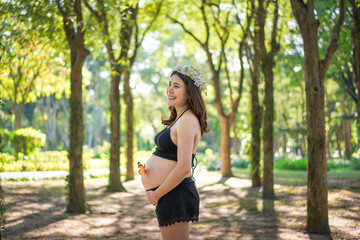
[67,48,88,213]
[290,0,346,234]
[300,85,307,157]
[343,98,352,159]
[343,118,352,159]
[335,126,343,157]
[108,73,125,191]
[350,0,360,145]
[232,124,239,155]
[281,130,287,155]
[247,0,264,188]
[57,0,90,213]
[262,55,276,198]
[0,182,4,240]
[219,116,232,177]
[262,65,275,197]
[260,0,279,199]
[13,101,25,130]
[124,69,134,181]
[249,61,262,186]
[326,94,332,157]
[326,129,332,158]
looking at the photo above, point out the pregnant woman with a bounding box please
[140,64,210,240]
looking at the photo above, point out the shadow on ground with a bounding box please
[3,171,359,240]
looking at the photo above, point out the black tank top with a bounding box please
[152,108,196,163]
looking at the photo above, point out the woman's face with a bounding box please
[167,74,188,108]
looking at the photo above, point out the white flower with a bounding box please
[171,64,207,94]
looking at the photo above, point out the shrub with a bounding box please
[198,148,221,171]
[0,129,10,152]
[0,153,16,172]
[274,156,307,170]
[326,158,351,170]
[11,127,46,158]
[231,155,248,168]
[350,157,360,170]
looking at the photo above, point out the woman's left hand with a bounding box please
[146,191,159,206]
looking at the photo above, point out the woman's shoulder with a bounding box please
[178,111,200,130]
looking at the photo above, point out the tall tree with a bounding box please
[0,101,5,239]
[246,0,262,186]
[349,0,360,144]
[57,0,89,213]
[85,0,134,191]
[258,0,280,198]
[0,2,67,130]
[86,0,161,185]
[169,0,252,177]
[290,0,346,234]
[122,0,162,181]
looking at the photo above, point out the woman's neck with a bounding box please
[175,105,190,116]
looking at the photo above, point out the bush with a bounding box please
[11,127,46,158]
[350,157,360,170]
[0,129,10,152]
[0,153,16,172]
[275,155,355,171]
[199,148,221,171]
[326,158,351,170]
[231,155,248,168]
[275,156,307,170]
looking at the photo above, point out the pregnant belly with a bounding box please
[141,155,177,190]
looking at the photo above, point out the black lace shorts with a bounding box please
[152,177,200,227]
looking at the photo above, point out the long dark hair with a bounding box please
[162,71,210,136]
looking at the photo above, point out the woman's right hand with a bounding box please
[146,190,158,206]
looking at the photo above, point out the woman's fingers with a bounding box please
[146,191,158,206]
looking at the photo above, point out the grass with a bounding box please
[232,167,359,186]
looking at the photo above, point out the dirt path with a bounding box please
[3,171,360,239]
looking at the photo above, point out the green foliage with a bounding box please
[11,128,46,157]
[3,150,152,172]
[198,149,221,171]
[274,155,353,170]
[275,156,307,170]
[0,153,16,172]
[350,157,360,170]
[0,181,5,239]
[231,155,249,168]
[326,158,351,170]
[0,129,10,152]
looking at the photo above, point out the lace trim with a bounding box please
[159,215,199,228]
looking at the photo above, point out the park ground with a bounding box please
[3,170,360,240]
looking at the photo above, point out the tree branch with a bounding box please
[167,15,205,48]
[132,0,163,65]
[319,0,346,79]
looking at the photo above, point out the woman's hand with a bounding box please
[146,191,159,206]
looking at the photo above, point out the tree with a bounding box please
[122,0,162,181]
[86,0,161,186]
[85,0,137,191]
[169,0,252,177]
[56,0,90,213]
[290,0,346,233]
[258,0,280,198]
[0,2,68,130]
[246,0,262,186]
[349,0,360,145]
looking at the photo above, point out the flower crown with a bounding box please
[171,64,207,94]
